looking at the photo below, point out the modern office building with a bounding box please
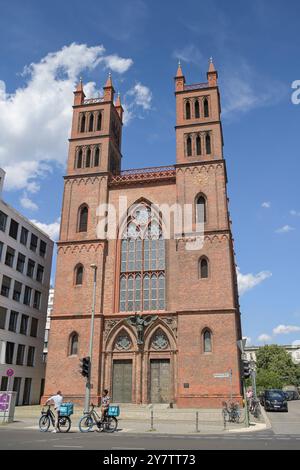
[0,169,53,405]
[43,287,54,363]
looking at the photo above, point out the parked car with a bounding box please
[261,389,288,412]
[284,390,299,401]
[282,386,300,401]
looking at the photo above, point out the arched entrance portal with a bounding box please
[102,319,177,404]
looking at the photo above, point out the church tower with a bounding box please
[44,74,124,401]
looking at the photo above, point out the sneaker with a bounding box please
[52,429,57,433]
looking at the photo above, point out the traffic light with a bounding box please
[80,356,91,378]
[242,360,251,379]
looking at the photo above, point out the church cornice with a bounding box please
[64,172,109,180]
[175,120,221,130]
[68,134,110,142]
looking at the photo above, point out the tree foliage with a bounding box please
[255,345,300,390]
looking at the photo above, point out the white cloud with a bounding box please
[221,62,286,118]
[126,82,152,110]
[103,55,133,73]
[172,45,205,67]
[124,82,153,124]
[0,43,133,193]
[290,209,300,217]
[275,225,295,234]
[292,340,300,346]
[273,324,300,335]
[30,217,61,240]
[257,334,272,343]
[262,201,271,208]
[20,193,38,211]
[236,267,272,295]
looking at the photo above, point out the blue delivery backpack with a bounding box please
[59,402,74,417]
[107,405,120,417]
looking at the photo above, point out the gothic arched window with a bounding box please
[96,112,102,131]
[199,257,209,279]
[94,147,100,166]
[203,329,212,353]
[185,101,191,120]
[78,205,88,232]
[69,332,79,356]
[77,148,83,168]
[86,148,91,167]
[187,136,192,157]
[75,264,83,285]
[88,113,94,132]
[205,134,211,154]
[119,203,165,312]
[80,114,86,133]
[195,100,200,118]
[204,98,209,117]
[196,195,207,224]
[196,135,201,155]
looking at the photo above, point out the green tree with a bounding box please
[256,345,300,388]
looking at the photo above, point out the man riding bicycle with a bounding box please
[45,390,63,433]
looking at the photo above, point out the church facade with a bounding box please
[43,60,243,408]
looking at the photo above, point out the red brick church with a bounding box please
[44,60,243,407]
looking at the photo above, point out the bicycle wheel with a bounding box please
[222,409,229,422]
[39,414,51,432]
[58,416,71,433]
[103,416,118,433]
[78,415,94,432]
[254,406,261,419]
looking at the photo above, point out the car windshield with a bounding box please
[266,391,285,399]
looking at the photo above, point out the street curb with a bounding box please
[260,406,272,430]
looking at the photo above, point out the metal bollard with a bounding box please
[196,411,200,432]
[150,409,154,431]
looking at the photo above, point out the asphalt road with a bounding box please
[265,399,300,435]
[1,427,300,450]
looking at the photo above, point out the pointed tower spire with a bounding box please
[103,71,115,102]
[115,92,124,122]
[176,60,184,78]
[207,57,218,87]
[174,60,185,91]
[73,77,85,105]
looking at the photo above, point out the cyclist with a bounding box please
[100,389,110,420]
[45,390,63,433]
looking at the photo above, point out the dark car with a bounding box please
[284,390,300,401]
[261,389,288,412]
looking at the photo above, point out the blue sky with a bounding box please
[0,0,300,346]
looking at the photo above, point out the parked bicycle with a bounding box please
[39,405,71,432]
[78,404,119,433]
[249,398,261,418]
[222,401,241,423]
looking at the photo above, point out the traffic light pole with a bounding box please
[84,265,97,413]
[243,379,250,427]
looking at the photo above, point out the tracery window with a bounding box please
[119,204,165,312]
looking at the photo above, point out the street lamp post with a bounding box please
[84,264,97,413]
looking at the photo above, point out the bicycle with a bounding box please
[39,405,71,433]
[249,398,261,418]
[222,401,241,423]
[78,404,118,433]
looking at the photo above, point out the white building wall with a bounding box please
[0,191,53,405]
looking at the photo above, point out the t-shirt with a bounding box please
[49,394,63,410]
[101,395,110,406]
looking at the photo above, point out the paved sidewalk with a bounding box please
[1,404,267,435]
